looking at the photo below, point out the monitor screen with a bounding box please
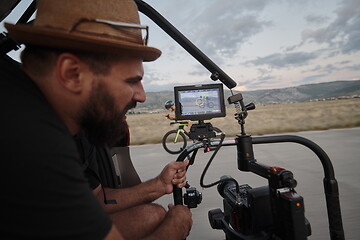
[174,83,226,121]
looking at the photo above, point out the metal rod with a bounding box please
[16,0,37,24]
[135,0,237,89]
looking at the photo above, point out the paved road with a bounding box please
[130,128,360,240]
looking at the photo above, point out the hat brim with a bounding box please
[5,23,161,62]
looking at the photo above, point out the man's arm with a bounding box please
[94,160,189,213]
[104,205,192,240]
[142,205,192,240]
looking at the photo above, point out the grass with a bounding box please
[127,98,360,145]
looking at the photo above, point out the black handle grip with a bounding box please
[173,185,183,205]
[172,150,192,205]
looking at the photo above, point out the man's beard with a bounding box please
[78,80,136,147]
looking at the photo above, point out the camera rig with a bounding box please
[171,93,345,240]
[132,2,345,239]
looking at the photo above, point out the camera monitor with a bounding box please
[174,83,226,121]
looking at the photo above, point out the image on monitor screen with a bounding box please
[174,84,226,120]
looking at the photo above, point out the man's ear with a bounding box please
[55,53,90,94]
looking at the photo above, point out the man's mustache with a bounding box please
[125,101,137,112]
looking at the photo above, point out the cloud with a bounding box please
[337,60,351,65]
[196,15,271,58]
[247,52,318,68]
[180,0,271,59]
[142,63,212,91]
[301,0,360,54]
[305,14,330,26]
[301,74,328,84]
[304,62,360,74]
[188,64,210,77]
[142,66,168,90]
[313,64,338,73]
[345,64,360,71]
[236,71,279,91]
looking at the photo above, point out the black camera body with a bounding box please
[221,183,273,235]
[210,179,311,240]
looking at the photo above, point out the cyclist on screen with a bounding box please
[163,100,193,129]
[163,100,176,120]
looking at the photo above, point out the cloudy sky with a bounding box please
[3,0,360,92]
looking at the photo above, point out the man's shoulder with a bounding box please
[0,55,43,105]
[0,55,23,81]
[0,55,57,119]
[0,55,74,160]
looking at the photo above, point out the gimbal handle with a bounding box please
[173,142,203,205]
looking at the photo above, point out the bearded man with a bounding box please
[0,0,192,239]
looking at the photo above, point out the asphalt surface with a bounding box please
[130,127,360,240]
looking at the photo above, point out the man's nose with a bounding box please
[134,82,146,103]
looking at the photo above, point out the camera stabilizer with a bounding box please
[172,93,345,240]
[132,2,345,239]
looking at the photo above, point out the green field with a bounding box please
[127,98,360,145]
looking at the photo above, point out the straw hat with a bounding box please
[5,0,161,61]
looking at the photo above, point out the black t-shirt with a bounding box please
[74,131,102,189]
[74,123,130,190]
[0,56,112,239]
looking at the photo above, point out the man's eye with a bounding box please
[129,80,140,85]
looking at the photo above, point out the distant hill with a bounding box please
[136,80,360,112]
[239,80,360,104]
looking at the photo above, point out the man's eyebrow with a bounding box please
[127,76,143,82]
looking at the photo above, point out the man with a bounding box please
[0,0,192,239]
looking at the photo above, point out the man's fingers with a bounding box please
[172,160,189,187]
[175,169,186,178]
[172,175,186,187]
[183,159,190,167]
[174,169,186,181]
[174,159,189,169]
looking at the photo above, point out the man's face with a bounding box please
[79,57,145,146]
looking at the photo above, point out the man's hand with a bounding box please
[157,160,189,194]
